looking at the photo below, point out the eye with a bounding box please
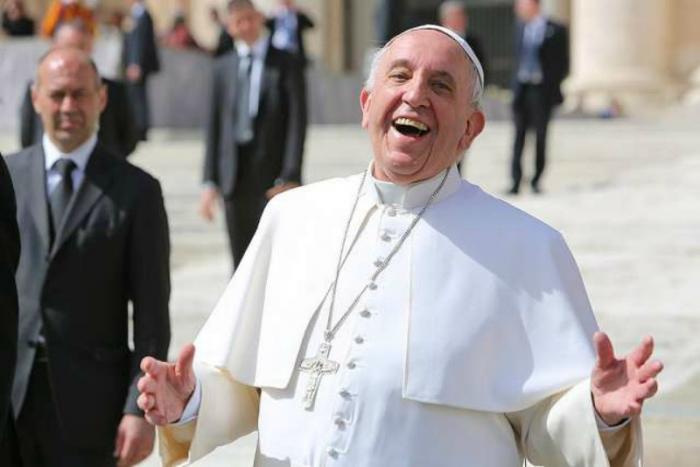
[431,81,452,93]
[388,71,409,82]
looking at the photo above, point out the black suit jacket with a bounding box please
[266,11,314,66]
[5,143,170,450]
[513,19,569,108]
[204,45,307,199]
[0,155,20,443]
[123,9,160,77]
[465,32,488,83]
[20,78,139,158]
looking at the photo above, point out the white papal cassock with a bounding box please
[158,165,641,467]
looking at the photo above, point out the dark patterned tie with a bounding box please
[50,158,77,238]
[235,52,254,144]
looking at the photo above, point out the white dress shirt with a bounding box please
[43,133,97,195]
[235,34,269,119]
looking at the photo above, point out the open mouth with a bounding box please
[392,117,430,137]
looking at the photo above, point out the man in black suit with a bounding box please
[5,47,170,466]
[20,20,139,158]
[123,0,160,141]
[438,1,488,81]
[200,0,307,270]
[509,0,568,194]
[266,0,314,67]
[0,156,21,465]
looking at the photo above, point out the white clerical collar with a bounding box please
[131,3,146,18]
[367,162,462,209]
[43,133,97,173]
[235,33,270,59]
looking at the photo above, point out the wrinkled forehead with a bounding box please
[382,30,472,80]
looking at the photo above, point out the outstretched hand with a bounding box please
[591,331,663,426]
[137,344,197,426]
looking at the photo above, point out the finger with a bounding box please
[140,356,164,376]
[113,425,124,457]
[175,343,196,379]
[137,374,159,395]
[139,393,156,412]
[119,433,136,466]
[636,378,659,401]
[637,359,664,382]
[144,409,168,426]
[593,331,616,368]
[630,335,654,367]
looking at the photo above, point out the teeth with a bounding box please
[394,117,428,132]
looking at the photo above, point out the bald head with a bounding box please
[32,47,106,152]
[53,20,94,53]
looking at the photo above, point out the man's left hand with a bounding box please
[591,331,664,426]
[114,414,155,466]
[266,182,300,200]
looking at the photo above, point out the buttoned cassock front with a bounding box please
[158,167,641,466]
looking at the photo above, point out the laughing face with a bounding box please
[361,30,485,185]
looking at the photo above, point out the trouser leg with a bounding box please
[127,80,150,140]
[16,357,115,467]
[530,88,552,189]
[511,99,530,192]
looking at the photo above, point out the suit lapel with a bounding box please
[226,53,240,115]
[26,146,51,255]
[50,147,114,258]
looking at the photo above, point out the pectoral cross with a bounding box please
[299,341,339,410]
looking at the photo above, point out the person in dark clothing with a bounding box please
[509,0,569,194]
[266,0,314,67]
[0,155,21,466]
[210,6,234,57]
[199,0,307,271]
[20,20,139,158]
[2,0,34,36]
[123,0,160,141]
[438,1,488,81]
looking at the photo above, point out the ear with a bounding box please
[98,83,107,113]
[30,82,41,114]
[360,88,371,129]
[457,109,485,153]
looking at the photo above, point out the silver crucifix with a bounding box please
[299,341,339,410]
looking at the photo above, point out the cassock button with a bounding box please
[360,309,371,318]
[354,336,364,344]
[327,447,339,458]
[387,207,397,217]
[368,282,378,290]
[346,361,356,369]
[380,232,392,242]
[339,389,351,399]
[334,417,346,429]
[373,259,384,268]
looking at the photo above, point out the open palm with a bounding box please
[591,332,663,426]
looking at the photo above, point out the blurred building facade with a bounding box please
[10,0,700,113]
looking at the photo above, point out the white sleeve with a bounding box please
[171,376,202,426]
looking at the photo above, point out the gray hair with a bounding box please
[364,35,484,107]
[438,1,466,20]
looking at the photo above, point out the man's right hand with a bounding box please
[137,344,197,426]
[199,187,219,222]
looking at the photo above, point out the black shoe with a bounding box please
[507,185,519,195]
[531,183,542,194]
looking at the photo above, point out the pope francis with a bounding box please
[137,23,662,467]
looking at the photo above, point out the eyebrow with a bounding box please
[386,59,457,87]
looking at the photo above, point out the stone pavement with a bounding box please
[2,111,699,465]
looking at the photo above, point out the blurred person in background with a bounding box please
[163,12,199,50]
[199,0,307,271]
[509,0,568,195]
[439,1,487,81]
[210,5,234,57]
[438,0,488,176]
[123,0,160,141]
[41,0,94,37]
[0,156,21,465]
[267,0,314,67]
[5,47,171,467]
[2,0,34,37]
[20,20,139,158]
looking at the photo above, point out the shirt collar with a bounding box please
[235,33,269,59]
[364,161,462,210]
[43,133,97,173]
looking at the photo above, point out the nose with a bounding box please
[59,95,78,112]
[402,75,430,109]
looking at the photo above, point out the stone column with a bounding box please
[567,0,675,113]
